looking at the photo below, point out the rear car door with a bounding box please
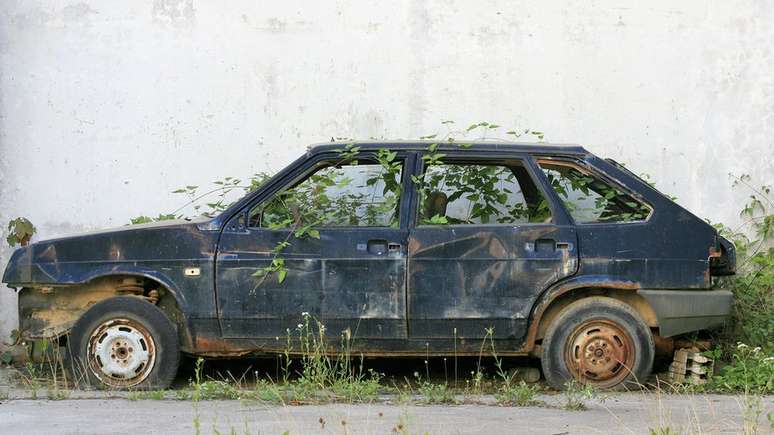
[407,155,578,343]
[216,151,411,341]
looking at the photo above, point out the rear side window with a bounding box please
[538,161,651,223]
[418,161,552,225]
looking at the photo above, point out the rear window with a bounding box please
[538,161,651,223]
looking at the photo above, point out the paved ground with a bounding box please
[0,393,771,434]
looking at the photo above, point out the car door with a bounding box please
[407,155,578,343]
[215,151,412,343]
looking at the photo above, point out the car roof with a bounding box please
[308,140,589,156]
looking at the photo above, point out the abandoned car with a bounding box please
[2,141,736,390]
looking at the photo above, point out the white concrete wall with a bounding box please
[1,0,772,344]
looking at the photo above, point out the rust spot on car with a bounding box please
[564,318,635,389]
[192,336,254,357]
[653,334,674,357]
[522,280,641,354]
[19,283,118,339]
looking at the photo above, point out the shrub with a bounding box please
[710,343,773,394]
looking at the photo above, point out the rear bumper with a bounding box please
[638,289,733,337]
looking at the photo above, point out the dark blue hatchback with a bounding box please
[2,141,735,389]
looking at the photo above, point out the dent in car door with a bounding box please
[406,158,579,342]
[408,225,577,340]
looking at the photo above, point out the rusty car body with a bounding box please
[2,141,736,389]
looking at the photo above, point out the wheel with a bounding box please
[69,296,180,389]
[541,296,654,390]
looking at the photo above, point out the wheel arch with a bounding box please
[524,276,659,355]
[18,272,193,350]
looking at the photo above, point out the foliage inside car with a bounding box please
[1,141,735,390]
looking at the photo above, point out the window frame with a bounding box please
[535,157,654,226]
[243,152,410,231]
[411,155,556,228]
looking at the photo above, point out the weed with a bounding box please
[21,362,42,399]
[329,368,383,401]
[713,175,773,356]
[416,379,455,404]
[562,379,598,411]
[279,313,385,403]
[193,407,201,435]
[15,339,73,400]
[46,385,70,400]
[188,358,241,401]
[497,380,540,407]
[741,394,763,435]
[147,390,167,400]
[175,389,191,400]
[196,380,240,401]
[711,343,773,394]
[484,327,541,406]
[128,389,167,401]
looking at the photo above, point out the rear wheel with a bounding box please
[541,297,654,390]
[69,296,180,389]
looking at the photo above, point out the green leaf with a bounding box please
[0,350,13,364]
[427,214,448,225]
[277,269,287,283]
[308,229,320,239]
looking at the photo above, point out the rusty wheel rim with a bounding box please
[87,318,156,388]
[563,319,635,388]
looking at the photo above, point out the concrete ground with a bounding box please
[0,393,771,434]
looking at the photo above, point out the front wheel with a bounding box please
[541,297,654,390]
[69,296,180,389]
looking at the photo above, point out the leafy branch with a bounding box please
[6,217,35,247]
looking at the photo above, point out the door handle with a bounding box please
[535,239,573,252]
[365,240,401,255]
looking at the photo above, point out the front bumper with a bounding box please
[638,289,733,337]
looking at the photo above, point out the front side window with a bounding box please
[417,161,552,225]
[249,159,403,228]
[538,161,651,223]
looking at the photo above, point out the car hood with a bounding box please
[2,217,218,286]
[42,218,206,240]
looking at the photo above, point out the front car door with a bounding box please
[407,153,578,348]
[215,150,412,346]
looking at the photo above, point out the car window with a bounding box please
[538,161,651,223]
[249,160,403,228]
[418,161,552,225]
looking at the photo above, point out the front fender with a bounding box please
[6,259,191,315]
